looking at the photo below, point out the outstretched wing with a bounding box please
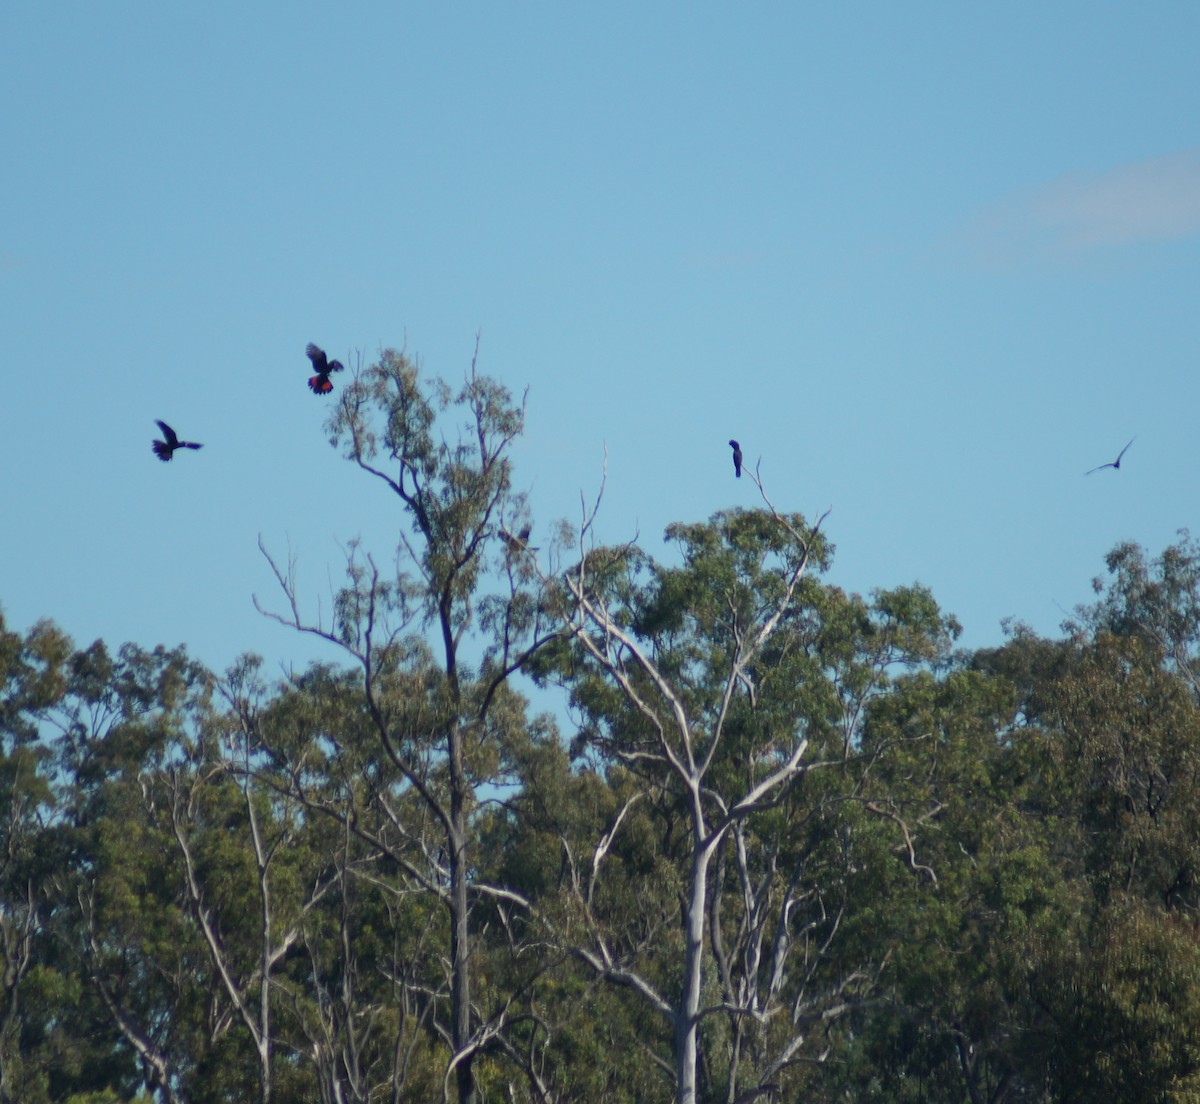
[501,525,538,554]
[156,420,180,448]
[1085,437,1136,475]
[306,343,329,374]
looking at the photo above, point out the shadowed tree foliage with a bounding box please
[825,539,1200,1104]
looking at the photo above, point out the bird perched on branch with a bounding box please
[1085,437,1135,475]
[729,439,742,478]
[152,420,203,462]
[306,342,345,395]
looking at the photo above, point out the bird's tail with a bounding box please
[309,376,334,394]
[152,442,172,461]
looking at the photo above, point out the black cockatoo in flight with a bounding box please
[306,342,345,395]
[501,525,537,553]
[152,420,203,462]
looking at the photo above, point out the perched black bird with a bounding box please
[1085,437,1135,475]
[152,420,203,462]
[729,439,742,478]
[306,342,345,395]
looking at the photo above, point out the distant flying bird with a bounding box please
[152,420,203,462]
[306,342,345,395]
[729,439,742,478]
[1085,437,1135,475]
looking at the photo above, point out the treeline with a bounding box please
[4,352,1200,1104]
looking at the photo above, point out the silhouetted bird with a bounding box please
[729,439,742,478]
[152,420,203,462]
[306,342,345,395]
[501,525,537,553]
[1085,437,1135,475]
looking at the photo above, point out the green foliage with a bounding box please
[1037,896,1200,1103]
[528,506,966,1103]
[12,435,1200,1100]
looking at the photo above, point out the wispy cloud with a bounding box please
[957,148,1200,266]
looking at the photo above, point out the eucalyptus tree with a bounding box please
[0,614,70,1104]
[531,485,959,1104]
[1,615,243,1103]
[229,657,452,1104]
[1076,533,1200,700]
[1019,608,1200,1101]
[5,611,443,1104]
[256,344,555,1103]
[842,566,1200,1104]
[51,634,288,1103]
[834,642,1080,1104]
[31,632,225,1103]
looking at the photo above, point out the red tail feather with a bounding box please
[309,375,334,394]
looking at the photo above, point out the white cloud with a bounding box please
[958,148,1200,266]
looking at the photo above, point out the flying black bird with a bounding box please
[152,420,203,462]
[729,439,742,478]
[1085,437,1135,475]
[501,525,537,553]
[306,342,345,395]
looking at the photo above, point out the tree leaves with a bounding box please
[9,416,1200,1099]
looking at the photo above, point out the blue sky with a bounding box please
[3,3,1199,684]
